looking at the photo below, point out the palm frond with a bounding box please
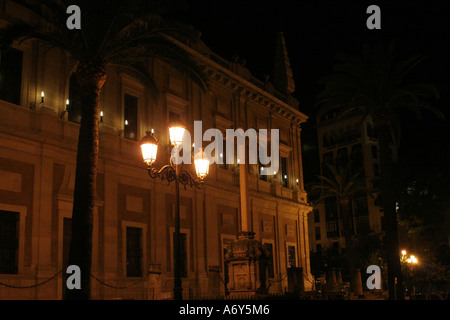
[316,43,442,133]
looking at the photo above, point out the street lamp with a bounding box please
[168,120,186,146]
[139,126,209,300]
[401,251,419,298]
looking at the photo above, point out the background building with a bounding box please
[308,107,385,269]
[0,3,312,299]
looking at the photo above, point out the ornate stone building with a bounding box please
[0,2,312,299]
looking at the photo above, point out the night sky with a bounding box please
[176,0,450,183]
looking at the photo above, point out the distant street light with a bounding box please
[401,250,418,298]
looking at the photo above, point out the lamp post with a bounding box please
[140,123,209,300]
[407,255,418,297]
[400,250,419,298]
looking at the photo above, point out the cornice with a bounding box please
[168,37,309,127]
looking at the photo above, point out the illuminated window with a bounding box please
[287,245,296,268]
[68,74,82,123]
[124,94,138,140]
[281,157,289,188]
[218,143,227,170]
[259,164,268,181]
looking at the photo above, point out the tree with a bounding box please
[316,42,444,299]
[0,0,208,299]
[396,128,450,293]
[310,162,366,291]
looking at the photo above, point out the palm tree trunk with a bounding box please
[340,198,355,289]
[376,123,404,300]
[66,65,106,300]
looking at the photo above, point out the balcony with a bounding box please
[326,220,340,238]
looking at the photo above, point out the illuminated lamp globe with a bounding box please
[194,148,210,179]
[140,131,158,165]
[168,121,186,146]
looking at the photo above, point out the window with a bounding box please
[281,157,289,188]
[322,152,334,174]
[373,164,380,177]
[218,144,227,170]
[124,93,138,140]
[336,147,348,168]
[173,232,188,278]
[313,209,320,223]
[264,243,275,278]
[0,210,19,274]
[350,144,363,168]
[315,227,321,240]
[371,145,378,159]
[0,48,23,105]
[316,244,322,253]
[259,164,268,181]
[68,74,82,123]
[126,227,142,277]
[324,197,338,221]
[325,197,339,237]
[287,245,296,268]
[353,196,369,217]
[169,111,180,124]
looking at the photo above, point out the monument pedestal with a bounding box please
[225,232,271,297]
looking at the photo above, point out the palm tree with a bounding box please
[0,0,208,299]
[316,42,444,299]
[310,162,366,291]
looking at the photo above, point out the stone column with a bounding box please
[352,269,363,296]
[239,159,249,232]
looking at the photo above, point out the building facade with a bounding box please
[308,107,385,258]
[0,2,312,299]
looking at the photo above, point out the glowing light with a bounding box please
[169,123,185,146]
[194,148,209,179]
[140,131,158,165]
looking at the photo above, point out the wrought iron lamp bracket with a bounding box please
[146,165,205,190]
